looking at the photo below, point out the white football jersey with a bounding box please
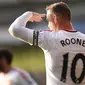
[38,30,85,85]
[8,11,85,85]
[0,68,38,85]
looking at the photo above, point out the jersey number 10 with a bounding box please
[60,53,85,84]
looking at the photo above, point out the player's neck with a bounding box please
[56,21,76,31]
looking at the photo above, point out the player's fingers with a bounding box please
[38,18,43,22]
[34,17,43,22]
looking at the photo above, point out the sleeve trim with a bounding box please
[33,31,39,46]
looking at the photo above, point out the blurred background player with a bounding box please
[0,48,38,85]
[9,1,85,85]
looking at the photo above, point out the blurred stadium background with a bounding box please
[0,0,85,85]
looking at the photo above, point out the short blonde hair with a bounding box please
[46,2,71,21]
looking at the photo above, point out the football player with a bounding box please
[0,48,38,85]
[9,2,85,85]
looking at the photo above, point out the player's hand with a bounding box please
[29,12,46,22]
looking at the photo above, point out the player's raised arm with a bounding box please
[8,11,45,45]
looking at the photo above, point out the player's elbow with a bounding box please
[8,25,20,38]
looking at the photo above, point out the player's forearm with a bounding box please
[8,11,34,45]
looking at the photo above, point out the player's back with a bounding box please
[41,30,85,85]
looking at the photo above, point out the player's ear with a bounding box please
[53,14,62,24]
[52,14,57,24]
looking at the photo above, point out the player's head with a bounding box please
[0,48,13,72]
[46,2,71,30]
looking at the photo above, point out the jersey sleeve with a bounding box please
[8,11,52,48]
[8,11,34,45]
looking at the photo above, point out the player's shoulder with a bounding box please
[39,30,62,40]
[12,68,33,81]
[7,68,30,82]
[39,29,63,33]
[7,68,21,78]
[10,68,28,78]
[40,30,56,33]
[5,68,20,83]
[6,68,30,85]
[39,30,53,33]
[12,68,38,85]
[39,30,61,36]
[78,31,85,36]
